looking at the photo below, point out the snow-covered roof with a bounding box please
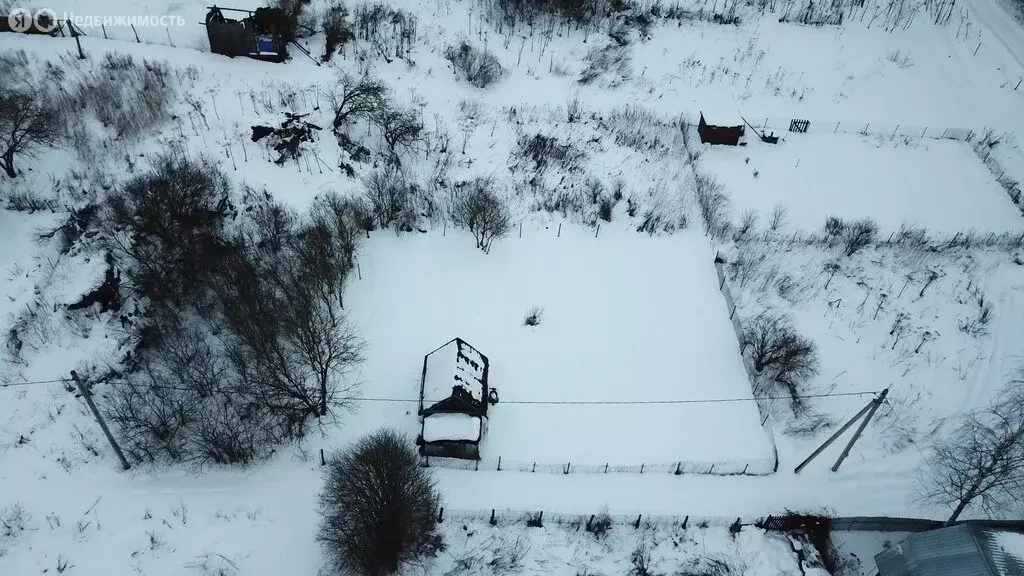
[422,413,482,443]
[422,339,487,405]
[699,108,744,127]
[875,524,1024,576]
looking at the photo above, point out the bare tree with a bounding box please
[743,313,819,411]
[922,383,1024,524]
[326,74,388,130]
[768,203,788,234]
[363,166,408,228]
[734,208,758,241]
[318,429,442,576]
[0,87,57,178]
[322,2,353,61]
[373,105,423,159]
[449,178,512,252]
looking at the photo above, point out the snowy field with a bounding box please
[346,226,775,470]
[6,0,1024,572]
[701,132,1024,233]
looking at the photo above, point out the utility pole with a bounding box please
[70,370,130,471]
[794,388,889,474]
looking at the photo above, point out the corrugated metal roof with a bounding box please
[875,525,996,576]
[978,530,1024,576]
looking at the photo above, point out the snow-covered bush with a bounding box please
[694,172,731,239]
[0,503,30,557]
[449,178,512,252]
[444,41,505,88]
[578,43,631,86]
[318,429,443,576]
[842,218,878,256]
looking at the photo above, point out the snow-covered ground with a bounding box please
[702,132,1024,232]
[347,226,775,471]
[4,0,1024,572]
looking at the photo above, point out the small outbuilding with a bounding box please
[417,338,490,460]
[204,6,288,63]
[697,111,745,146]
[875,524,1024,576]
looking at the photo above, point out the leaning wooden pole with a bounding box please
[793,392,881,474]
[71,370,131,470]
[831,388,889,472]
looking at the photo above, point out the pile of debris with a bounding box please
[251,112,321,165]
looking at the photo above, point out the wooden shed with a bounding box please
[417,338,490,460]
[698,111,745,146]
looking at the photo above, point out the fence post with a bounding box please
[437,507,444,523]
[595,224,600,238]
[586,514,595,531]
[742,463,748,474]
[519,222,522,238]
[532,462,536,473]
[490,509,497,525]
[674,462,682,475]
[497,456,502,471]
[604,463,608,473]
[634,514,642,529]
[131,24,141,42]
[320,448,325,466]
[557,223,562,238]
[101,23,107,39]
[682,515,689,529]
[974,42,981,56]
[942,128,949,139]
[921,127,927,138]
[834,122,839,133]
[564,462,571,474]
[891,124,899,138]
[640,463,644,474]
[475,459,479,471]
[709,463,715,474]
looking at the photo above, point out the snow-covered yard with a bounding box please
[701,132,1024,233]
[347,225,775,471]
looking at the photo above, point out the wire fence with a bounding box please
[422,453,778,476]
[435,507,1024,533]
[741,116,977,143]
[712,252,778,437]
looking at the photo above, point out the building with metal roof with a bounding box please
[875,524,1024,576]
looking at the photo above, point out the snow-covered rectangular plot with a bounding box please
[347,225,775,468]
[422,413,483,443]
[701,133,1024,233]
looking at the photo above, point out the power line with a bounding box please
[0,378,880,405]
[0,378,71,388]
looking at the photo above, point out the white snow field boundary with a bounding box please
[346,225,778,476]
[702,131,1024,233]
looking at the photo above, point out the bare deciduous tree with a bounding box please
[374,105,423,159]
[743,313,819,412]
[768,203,788,234]
[0,88,57,178]
[318,429,443,576]
[326,74,388,130]
[363,167,408,228]
[922,383,1024,524]
[449,178,512,252]
[322,2,353,61]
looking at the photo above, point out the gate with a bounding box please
[789,119,810,133]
